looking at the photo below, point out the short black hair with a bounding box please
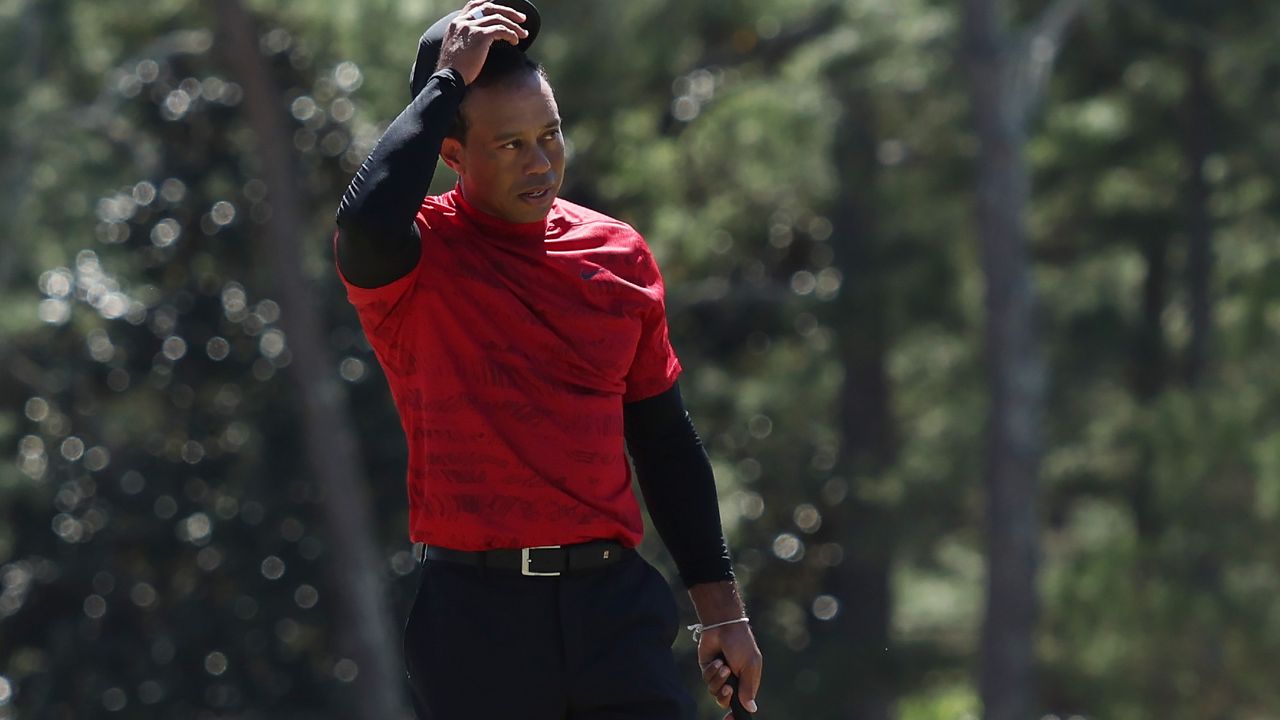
[447,43,549,142]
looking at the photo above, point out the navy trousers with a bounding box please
[403,550,696,720]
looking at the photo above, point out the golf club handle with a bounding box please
[715,654,754,719]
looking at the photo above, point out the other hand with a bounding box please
[697,621,762,716]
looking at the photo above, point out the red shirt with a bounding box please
[336,187,681,550]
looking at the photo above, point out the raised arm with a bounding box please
[334,0,529,288]
[333,69,464,288]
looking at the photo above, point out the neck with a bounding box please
[453,184,548,241]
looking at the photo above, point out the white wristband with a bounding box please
[687,616,750,642]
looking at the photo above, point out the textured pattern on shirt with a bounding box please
[335,187,681,550]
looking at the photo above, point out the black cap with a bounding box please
[409,1,541,100]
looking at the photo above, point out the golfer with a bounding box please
[333,2,762,717]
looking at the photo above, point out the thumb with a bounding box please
[734,655,761,713]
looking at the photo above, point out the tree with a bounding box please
[212,2,409,718]
[960,0,1088,717]
[5,1,1280,718]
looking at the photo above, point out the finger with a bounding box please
[454,14,524,50]
[700,658,727,683]
[462,12,528,47]
[473,24,523,48]
[463,11,527,36]
[455,0,489,26]
[715,683,732,709]
[468,2,527,26]
[472,13,528,39]
[452,8,527,45]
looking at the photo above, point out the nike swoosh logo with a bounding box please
[580,268,602,280]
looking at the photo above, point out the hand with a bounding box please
[697,622,762,717]
[435,0,529,85]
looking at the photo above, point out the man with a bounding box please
[333,2,762,717]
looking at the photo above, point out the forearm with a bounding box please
[623,382,734,588]
[688,580,746,625]
[334,68,465,287]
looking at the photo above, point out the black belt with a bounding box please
[423,541,633,577]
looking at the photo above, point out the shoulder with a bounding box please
[550,200,668,288]
[551,198,646,245]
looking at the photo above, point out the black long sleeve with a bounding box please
[624,382,734,588]
[334,68,466,288]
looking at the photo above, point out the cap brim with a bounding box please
[497,0,540,53]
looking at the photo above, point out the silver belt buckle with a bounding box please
[521,545,562,576]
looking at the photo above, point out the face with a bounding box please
[441,71,565,224]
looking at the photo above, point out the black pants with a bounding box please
[403,550,696,720]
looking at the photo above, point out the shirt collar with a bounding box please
[450,184,550,242]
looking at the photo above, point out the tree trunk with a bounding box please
[960,0,1063,716]
[832,405,894,720]
[828,92,895,720]
[212,3,412,719]
[0,0,46,293]
[1181,43,1214,388]
[1130,233,1168,540]
[1134,235,1170,403]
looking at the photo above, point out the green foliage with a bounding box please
[898,683,979,720]
[3,0,1280,718]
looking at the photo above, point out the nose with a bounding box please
[525,145,551,175]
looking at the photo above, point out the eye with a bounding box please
[541,129,561,142]
[501,139,522,150]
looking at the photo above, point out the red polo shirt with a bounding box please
[336,187,681,550]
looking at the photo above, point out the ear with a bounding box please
[440,137,465,176]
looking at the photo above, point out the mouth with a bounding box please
[518,186,554,203]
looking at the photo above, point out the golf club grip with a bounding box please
[715,654,754,719]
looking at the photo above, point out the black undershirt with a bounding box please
[335,69,733,587]
[335,69,466,289]
[622,382,733,586]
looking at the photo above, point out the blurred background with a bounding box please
[2,0,1279,718]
